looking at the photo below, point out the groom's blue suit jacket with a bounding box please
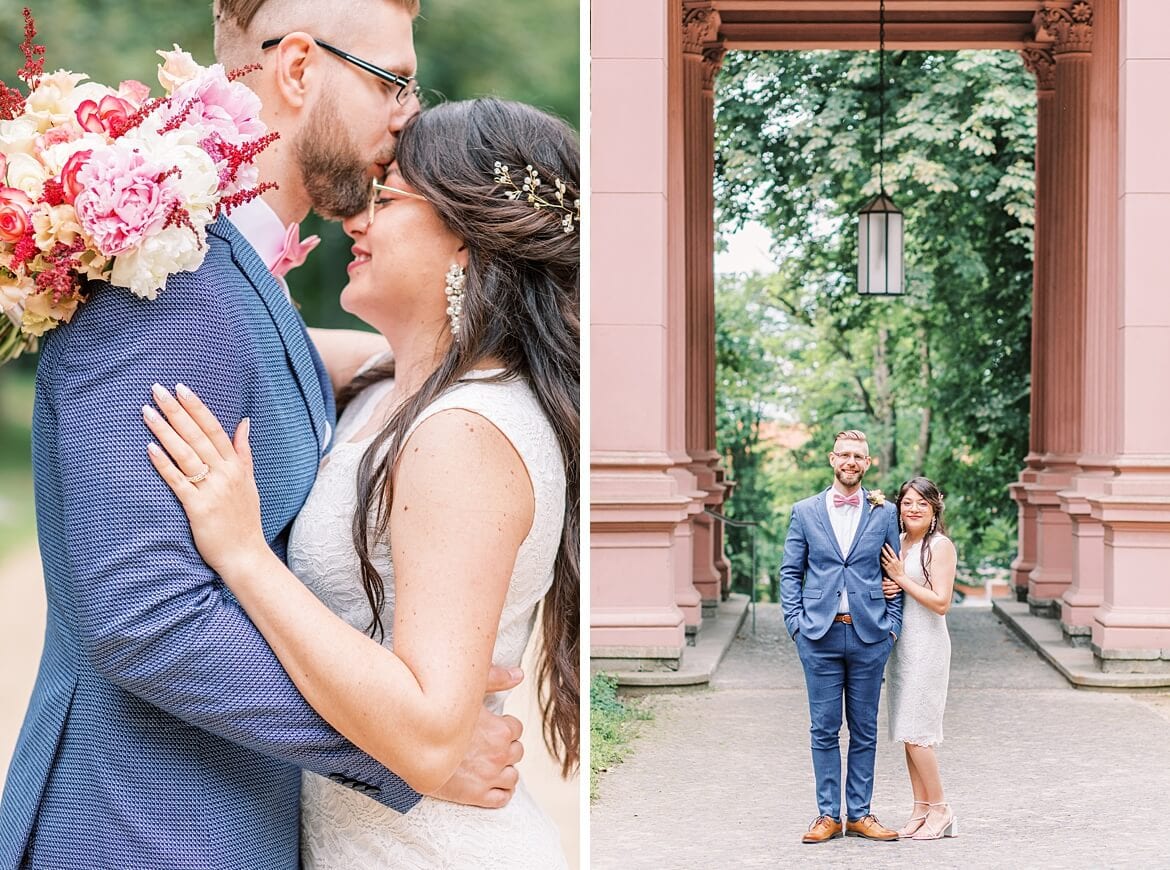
[0,218,419,870]
[780,488,904,643]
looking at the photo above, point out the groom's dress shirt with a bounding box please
[826,488,861,614]
[228,196,295,283]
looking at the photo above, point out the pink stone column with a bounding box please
[1026,3,1093,615]
[682,2,729,616]
[1085,0,1170,672]
[1060,0,1117,644]
[1012,44,1056,603]
[590,0,697,668]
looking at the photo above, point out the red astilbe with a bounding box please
[203,130,279,190]
[0,82,24,121]
[17,8,46,88]
[227,63,262,82]
[39,178,66,207]
[110,96,168,139]
[215,182,277,218]
[9,230,39,273]
[34,237,87,303]
[159,98,197,134]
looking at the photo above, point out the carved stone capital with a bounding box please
[1043,2,1093,54]
[701,46,726,90]
[1021,46,1056,91]
[682,4,720,55]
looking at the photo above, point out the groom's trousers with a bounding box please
[794,620,894,820]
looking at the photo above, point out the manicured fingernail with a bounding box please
[142,404,160,422]
[509,668,523,682]
[147,442,161,456]
[176,383,193,400]
[242,417,251,438]
[151,383,170,402]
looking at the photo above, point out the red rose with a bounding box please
[0,186,33,243]
[59,150,92,205]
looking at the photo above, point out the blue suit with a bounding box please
[0,218,418,870]
[780,488,902,821]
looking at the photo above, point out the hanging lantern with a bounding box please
[857,0,905,296]
[857,192,903,296]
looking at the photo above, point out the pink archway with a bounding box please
[591,0,1170,682]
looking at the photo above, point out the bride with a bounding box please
[880,477,957,841]
[141,98,578,867]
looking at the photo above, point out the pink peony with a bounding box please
[73,147,178,256]
[76,94,136,136]
[0,186,34,243]
[162,65,264,146]
[0,152,7,183]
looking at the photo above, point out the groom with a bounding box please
[0,2,524,868]
[780,429,903,844]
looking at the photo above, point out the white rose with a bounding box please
[111,223,208,300]
[157,46,203,94]
[25,70,89,131]
[4,153,50,199]
[0,118,40,157]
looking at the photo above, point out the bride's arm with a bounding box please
[306,327,393,393]
[143,386,532,794]
[880,540,957,616]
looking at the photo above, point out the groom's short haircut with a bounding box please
[215,0,419,32]
[214,0,420,67]
[834,429,868,446]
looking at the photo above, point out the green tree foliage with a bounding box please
[714,50,1035,571]
[0,1,579,331]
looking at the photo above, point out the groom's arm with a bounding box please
[779,505,808,639]
[48,279,427,809]
[882,507,904,637]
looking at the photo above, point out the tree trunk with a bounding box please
[874,327,896,473]
[912,330,933,478]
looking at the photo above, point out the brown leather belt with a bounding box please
[833,613,853,624]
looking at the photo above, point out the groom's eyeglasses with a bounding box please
[260,37,421,105]
[368,179,427,226]
[832,452,870,463]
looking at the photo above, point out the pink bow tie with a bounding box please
[270,222,321,278]
[833,492,860,508]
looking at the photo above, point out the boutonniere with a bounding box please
[867,490,886,507]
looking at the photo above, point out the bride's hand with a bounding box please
[880,543,908,591]
[143,383,268,578]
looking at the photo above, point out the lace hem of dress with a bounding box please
[896,735,943,747]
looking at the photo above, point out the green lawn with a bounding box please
[0,369,36,564]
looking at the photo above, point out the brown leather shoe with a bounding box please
[845,814,899,841]
[801,815,844,844]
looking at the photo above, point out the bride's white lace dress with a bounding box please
[886,535,952,747]
[288,370,568,869]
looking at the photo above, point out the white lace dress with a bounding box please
[886,536,952,747]
[288,371,568,869]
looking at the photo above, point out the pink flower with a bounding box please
[162,65,264,146]
[73,147,178,256]
[76,94,136,136]
[0,152,7,182]
[118,80,151,106]
[0,186,34,243]
[59,149,91,205]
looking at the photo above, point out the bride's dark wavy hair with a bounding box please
[336,99,580,776]
[895,477,947,589]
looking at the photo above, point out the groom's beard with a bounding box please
[296,97,396,220]
[835,467,864,488]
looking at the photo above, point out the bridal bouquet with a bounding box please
[0,8,276,362]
